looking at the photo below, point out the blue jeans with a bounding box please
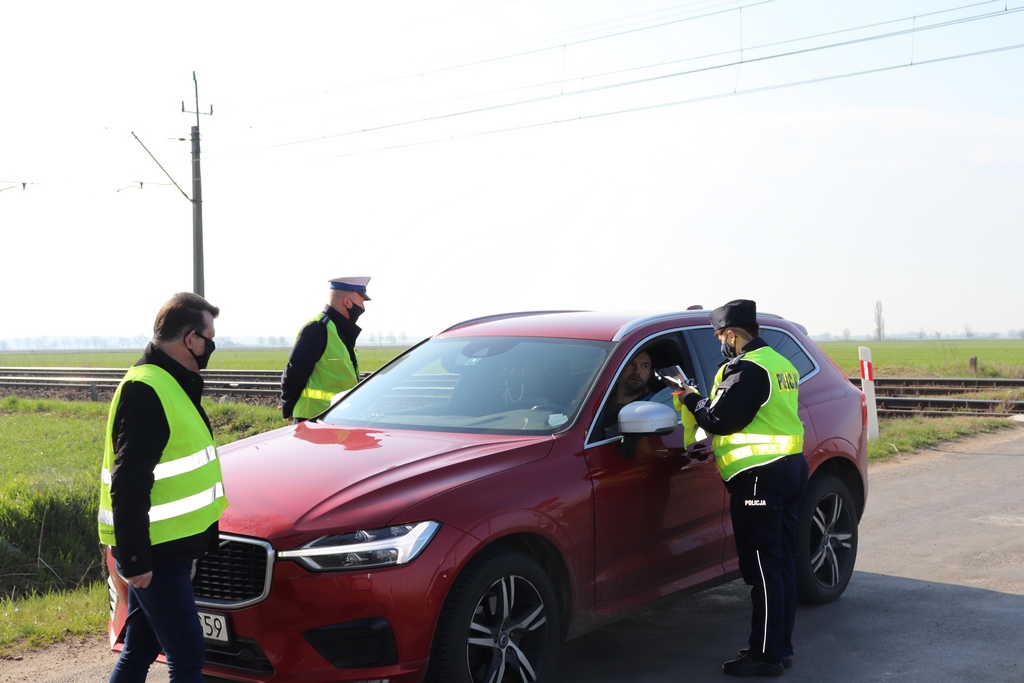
[109,560,205,683]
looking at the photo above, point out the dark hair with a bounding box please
[153,292,220,343]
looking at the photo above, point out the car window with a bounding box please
[323,337,612,435]
[760,327,818,379]
[591,332,694,442]
[686,325,818,387]
[685,327,725,394]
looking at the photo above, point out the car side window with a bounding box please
[685,325,818,389]
[685,327,725,393]
[592,333,695,442]
[760,328,818,380]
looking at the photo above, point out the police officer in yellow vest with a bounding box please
[676,299,808,677]
[280,276,370,422]
[98,292,227,683]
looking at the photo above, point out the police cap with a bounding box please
[709,299,757,331]
[329,276,371,300]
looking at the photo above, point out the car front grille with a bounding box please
[194,534,274,609]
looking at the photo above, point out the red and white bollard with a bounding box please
[859,346,880,441]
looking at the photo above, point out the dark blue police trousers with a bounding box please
[725,453,809,664]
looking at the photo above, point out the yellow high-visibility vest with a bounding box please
[710,347,804,481]
[98,364,227,547]
[293,314,358,419]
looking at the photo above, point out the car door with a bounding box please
[583,332,727,611]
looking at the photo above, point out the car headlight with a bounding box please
[278,521,440,571]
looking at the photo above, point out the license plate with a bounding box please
[198,610,231,643]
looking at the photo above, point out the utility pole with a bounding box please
[182,71,212,297]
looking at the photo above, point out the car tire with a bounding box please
[796,472,858,604]
[427,546,561,683]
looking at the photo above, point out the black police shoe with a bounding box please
[722,654,784,677]
[738,648,792,669]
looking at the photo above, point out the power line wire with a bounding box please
[320,0,1013,124]
[319,40,1024,160]
[298,0,776,97]
[249,4,1024,154]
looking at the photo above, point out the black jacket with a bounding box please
[682,336,773,437]
[108,343,219,578]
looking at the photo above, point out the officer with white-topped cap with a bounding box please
[280,277,371,422]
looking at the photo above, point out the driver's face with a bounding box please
[618,352,652,396]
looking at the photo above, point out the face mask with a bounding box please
[189,332,216,370]
[347,302,365,324]
[720,335,737,360]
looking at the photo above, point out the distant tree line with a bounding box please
[812,329,1024,342]
[3,325,1016,351]
[0,331,417,351]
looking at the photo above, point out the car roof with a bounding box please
[433,309,705,342]
[434,308,802,342]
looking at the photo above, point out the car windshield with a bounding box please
[322,336,612,435]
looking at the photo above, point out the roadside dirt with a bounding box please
[0,635,111,683]
[3,425,1021,683]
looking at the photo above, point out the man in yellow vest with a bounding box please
[280,276,370,422]
[676,299,808,677]
[98,292,227,683]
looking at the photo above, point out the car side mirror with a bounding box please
[617,402,678,458]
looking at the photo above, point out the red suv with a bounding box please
[106,309,868,683]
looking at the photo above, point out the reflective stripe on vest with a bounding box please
[98,481,225,526]
[98,364,227,547]
[293,313,358,419]
[99,445,218,486]
[711,346,804,481]
[300,388,335,401]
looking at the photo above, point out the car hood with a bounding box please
[216,421,554,549]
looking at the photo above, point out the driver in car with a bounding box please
[602,349,655,438]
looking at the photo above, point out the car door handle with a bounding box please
[689,446,713,461]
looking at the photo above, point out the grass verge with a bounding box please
[868,415,1017,461]
[0,582,109,657]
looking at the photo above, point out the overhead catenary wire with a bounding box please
[300,0,779,97]
[211,0,1024,162]
[232,2,1024,158]
[264,0,1004,117]
[317,40,1024,160]
[0,181,39,192]
[288,0,1013,127]
[300,0,1007,100]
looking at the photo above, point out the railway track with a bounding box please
[0,367,283,405]
[848,377,1024,394]
[1,368,1022,416]
[847,377,1024,417]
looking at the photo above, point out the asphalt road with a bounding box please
[34,425,1024,683]
[551,425,1024,683]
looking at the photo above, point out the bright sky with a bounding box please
[3,0,1023,345]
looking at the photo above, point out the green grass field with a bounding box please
[817,339,1024,379]
[4,340,1023,379]
[0,347,404,372]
